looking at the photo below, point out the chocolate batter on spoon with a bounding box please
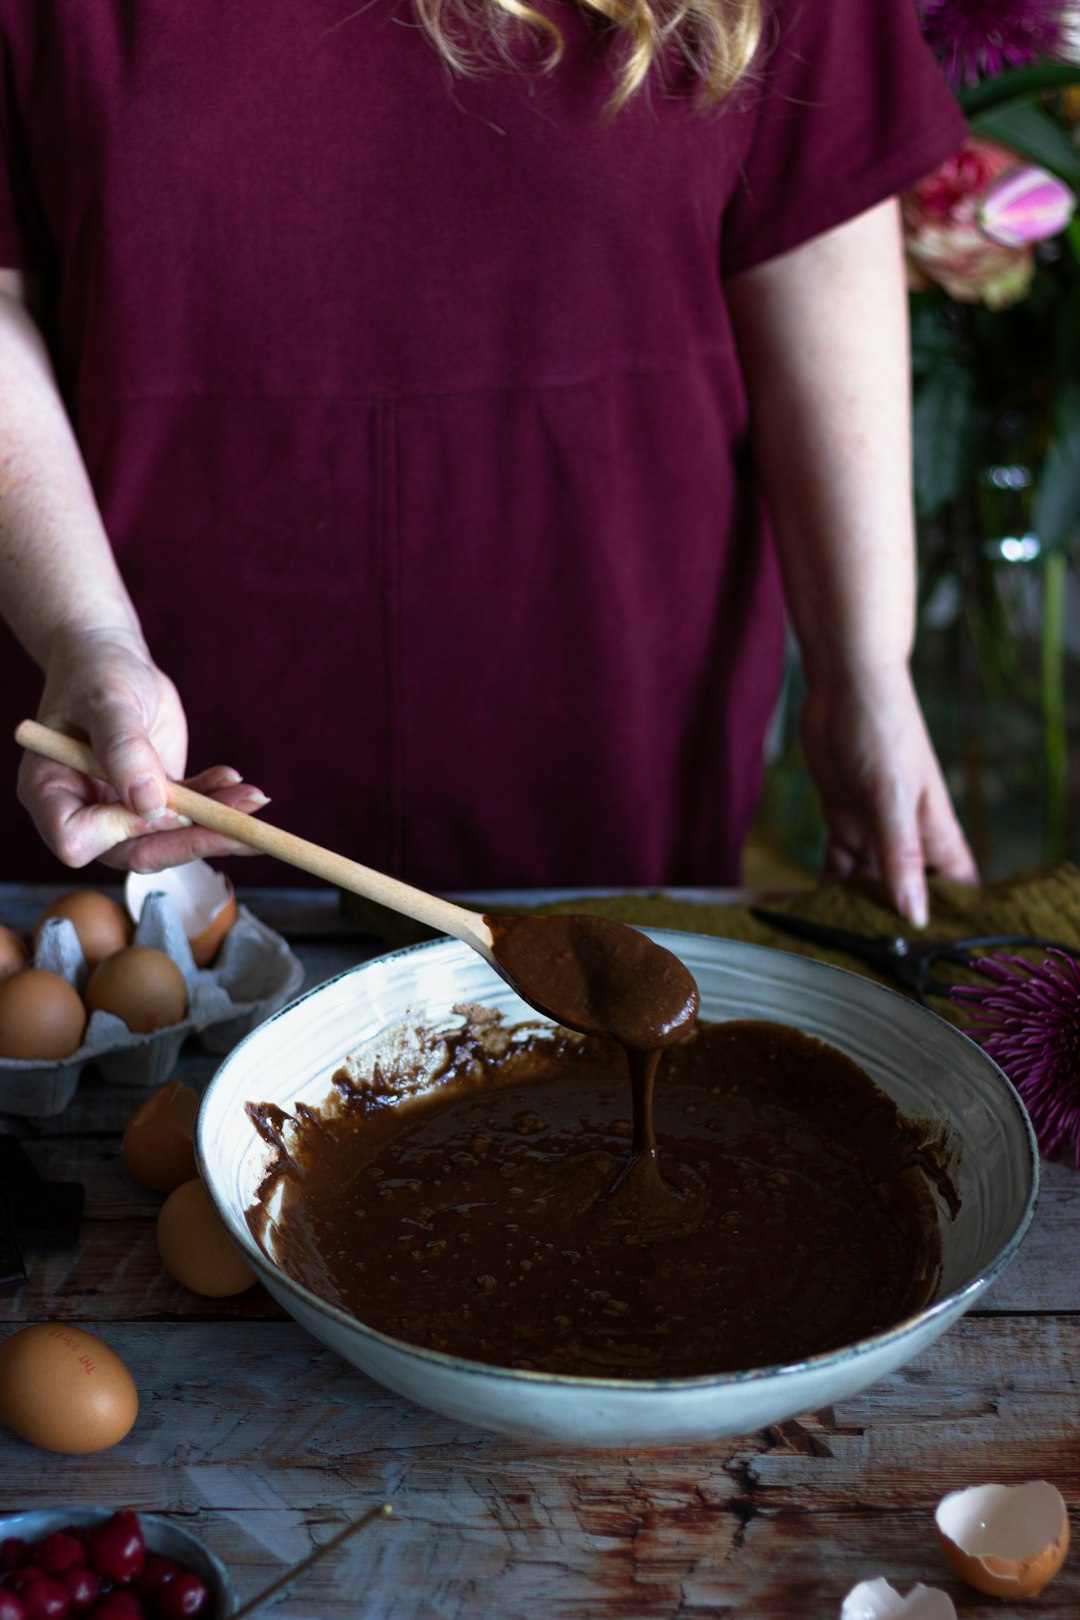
[485,913,700,1053]
[486,914,702,1229]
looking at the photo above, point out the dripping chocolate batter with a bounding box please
[247,1015,948,1379]
[485,913,699,1163]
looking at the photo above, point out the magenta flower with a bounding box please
[952,950,1080,1162]
[916,1,1074,88]
[978,163,1077,243]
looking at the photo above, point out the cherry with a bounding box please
[0,1543,29,1574]
[36,1541,83,1580]
[0,1587,26,1620]
[5,1573,44,1595]
[15,1578,70,1620]
[153,1575,209,1619]
[55,1570,100,1616]
[85,1517,145,1587]
[86,1595,144,1620]
[131,1558,182,1605]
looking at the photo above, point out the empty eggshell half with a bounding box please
[126,861,238,967]
[840,1578,956,1620]
[935,1480,1069,1598]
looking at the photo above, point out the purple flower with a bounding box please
[916,0,1073,88]
[952,949,1080,1162]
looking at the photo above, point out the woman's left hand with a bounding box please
[800,663,978,928]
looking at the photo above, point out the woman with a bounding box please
[0,0,976,923]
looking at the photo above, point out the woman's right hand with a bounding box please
[17,627,270,872]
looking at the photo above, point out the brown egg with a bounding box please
[936,1480,1070,1599]
[0,925,29,980]
[85,946,188,1034]
[0,968,87,1060]
[157,1178,257,1296]
[123,1080,200,1192]
[125,862,238,967]
[0,1322,138,1453]
[35,890,132,969]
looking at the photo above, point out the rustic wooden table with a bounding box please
[1,884,1077,1619]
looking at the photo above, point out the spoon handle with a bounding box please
[15,719,495,953]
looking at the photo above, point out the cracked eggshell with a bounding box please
[126,861,237,967]
[936,1480,1069,1598]
[840,1578,956,1620]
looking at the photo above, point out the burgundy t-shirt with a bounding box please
[0,0,962,889]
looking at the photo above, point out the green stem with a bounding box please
[1066,216,1080,267]
[1041,548,1068,859]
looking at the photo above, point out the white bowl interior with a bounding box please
[197,932,1037,1441]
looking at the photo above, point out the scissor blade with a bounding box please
[749,908,901,963]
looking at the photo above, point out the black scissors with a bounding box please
[749,907,1080,1006]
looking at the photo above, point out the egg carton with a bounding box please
[0,892,305,1117]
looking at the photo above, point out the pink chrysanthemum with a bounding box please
[952,949,1080,1162]
[916,0,1072,88]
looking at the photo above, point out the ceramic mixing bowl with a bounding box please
[197,932,1038,1447]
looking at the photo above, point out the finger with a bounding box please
[181,765,243,795]
[180,768,270,808]
[821,815,880,883]
[98,826,266,872]
[84,704,175,822]
[18,752,164,867]
[919,789,980,886]
[822,841,857,881]
[96,783,273,872]
[872,790,930,930]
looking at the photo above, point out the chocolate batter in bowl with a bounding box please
[198,932,1039,1446]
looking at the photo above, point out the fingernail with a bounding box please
[220,768,243,785]
[241,791,271,809]
[903,885,928,930]
[143,807,193,830]
[129,777,167,819]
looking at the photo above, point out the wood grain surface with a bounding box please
[1,886,1077,1618]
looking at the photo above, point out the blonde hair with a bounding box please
[413,0,765,111]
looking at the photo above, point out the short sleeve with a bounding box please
[0,19,50,270]
[722,0,966,275]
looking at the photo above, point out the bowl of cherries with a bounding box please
[0,1508,236,1619]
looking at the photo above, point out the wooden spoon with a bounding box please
[16,719,699,1056]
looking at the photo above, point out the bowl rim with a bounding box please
[198,929,1041,1394]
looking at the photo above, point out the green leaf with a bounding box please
[912,366,977,518]
[969,101,1080,184]
[1031,383,1080,547]
[959,61,1080,116]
